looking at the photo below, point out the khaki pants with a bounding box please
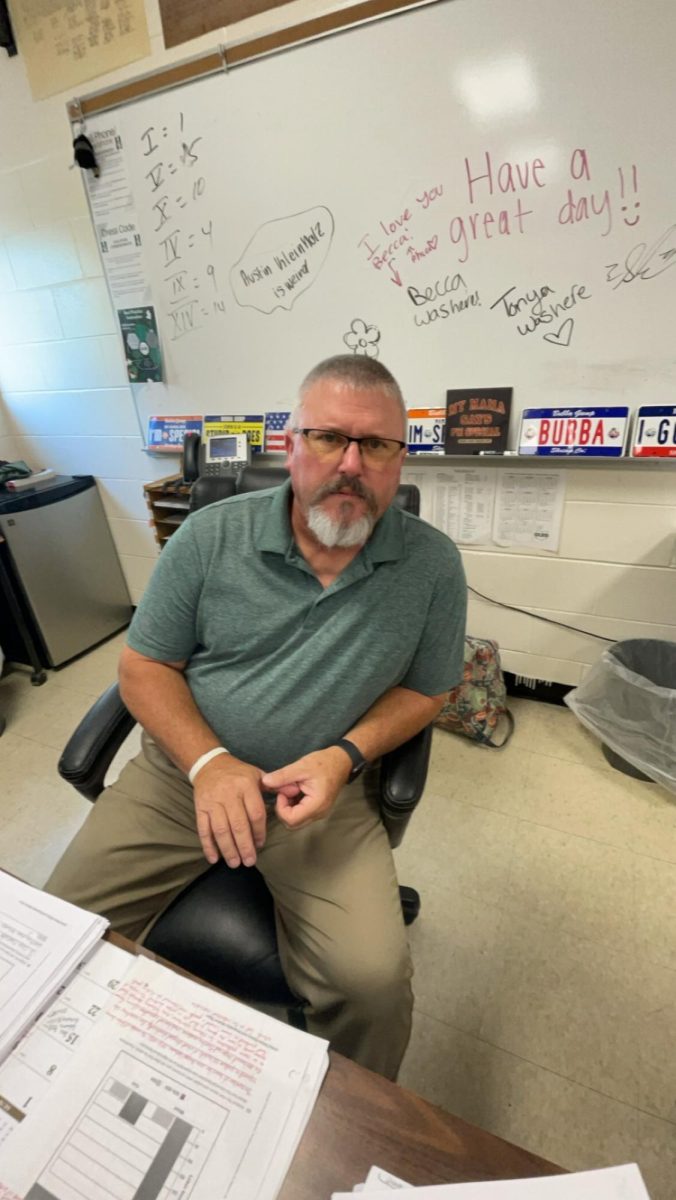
[46,734,413,1079]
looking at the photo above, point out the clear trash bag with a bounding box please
[564,639,676,794]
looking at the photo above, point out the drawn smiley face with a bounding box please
[622,202,640,227]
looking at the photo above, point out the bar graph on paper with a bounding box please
[24,1051,228,1200]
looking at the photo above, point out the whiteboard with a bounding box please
[82,0,676,441]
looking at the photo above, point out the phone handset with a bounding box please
[182,431,201,483]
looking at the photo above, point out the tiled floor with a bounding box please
[1,636,675,1197]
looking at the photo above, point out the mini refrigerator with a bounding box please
[0,475,133,670]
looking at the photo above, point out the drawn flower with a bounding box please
[343,318,381,358]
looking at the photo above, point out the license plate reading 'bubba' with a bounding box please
[519,406,629,456]
[631,406,676,457]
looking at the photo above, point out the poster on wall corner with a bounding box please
[118,307,163,384]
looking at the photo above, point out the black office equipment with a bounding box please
[72,132,99,177]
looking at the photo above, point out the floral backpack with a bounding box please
[435,636,514,748]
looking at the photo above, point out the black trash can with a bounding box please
[565,639,676,791]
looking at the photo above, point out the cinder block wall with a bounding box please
[1,0,674,675]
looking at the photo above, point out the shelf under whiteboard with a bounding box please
[404,455,676,467]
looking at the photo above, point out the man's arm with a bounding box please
[119,645,268,868]
[344,683,446,761]
[120,645,214,773]
[261,684,445,828]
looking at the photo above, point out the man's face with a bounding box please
[285,377,407,548]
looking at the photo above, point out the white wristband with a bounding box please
[188,746,230,785]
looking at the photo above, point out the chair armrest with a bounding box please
[379,724,433,848]
[58,683,136,802]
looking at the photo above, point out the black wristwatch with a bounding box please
[331,737,368,783]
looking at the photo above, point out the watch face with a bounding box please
[349,759,367,781]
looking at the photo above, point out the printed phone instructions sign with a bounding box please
[519,406,629,456]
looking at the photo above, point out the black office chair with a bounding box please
[58,467,432,1025]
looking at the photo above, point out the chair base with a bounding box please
[399,885,420,926]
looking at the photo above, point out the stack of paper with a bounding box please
[344,1163,652,1198]
[0,952,328,1200]
[0,939,136,1148]
[0,870,108,1060]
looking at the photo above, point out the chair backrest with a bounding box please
[189,474,237,512]
[190,465,419,516]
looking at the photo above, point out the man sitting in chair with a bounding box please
[47,354,467,1080]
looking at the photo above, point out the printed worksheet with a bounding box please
[492,471,565,552]
[0,941,134,1148]
[431,469,496,545]
[0,954,328,1200]
[335,1163,651,1199]
[354,1165,412,1190]
[0,871,107,1060]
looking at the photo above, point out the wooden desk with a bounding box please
[112,933,562,1198]
[280,1051,562,1198]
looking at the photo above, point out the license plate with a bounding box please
[519,406,629,456]
[632,407,676,457]
[407,409,446,453]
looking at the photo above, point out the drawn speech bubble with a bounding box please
[230,207,334,314]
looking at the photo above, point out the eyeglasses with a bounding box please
[295,428,406,466]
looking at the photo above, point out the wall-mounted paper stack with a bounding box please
[344,1162,652,1198]
[0,870,108,1060]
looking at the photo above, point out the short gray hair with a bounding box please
[288,354,407,431]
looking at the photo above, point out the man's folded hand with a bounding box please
[262,747,353,829]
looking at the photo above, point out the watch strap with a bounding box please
[331,737,368,780]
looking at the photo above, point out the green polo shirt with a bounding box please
[128,480,466,772]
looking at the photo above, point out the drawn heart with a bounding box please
[544,318,574,347]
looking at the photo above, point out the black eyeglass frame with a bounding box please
[294,427,407,457]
